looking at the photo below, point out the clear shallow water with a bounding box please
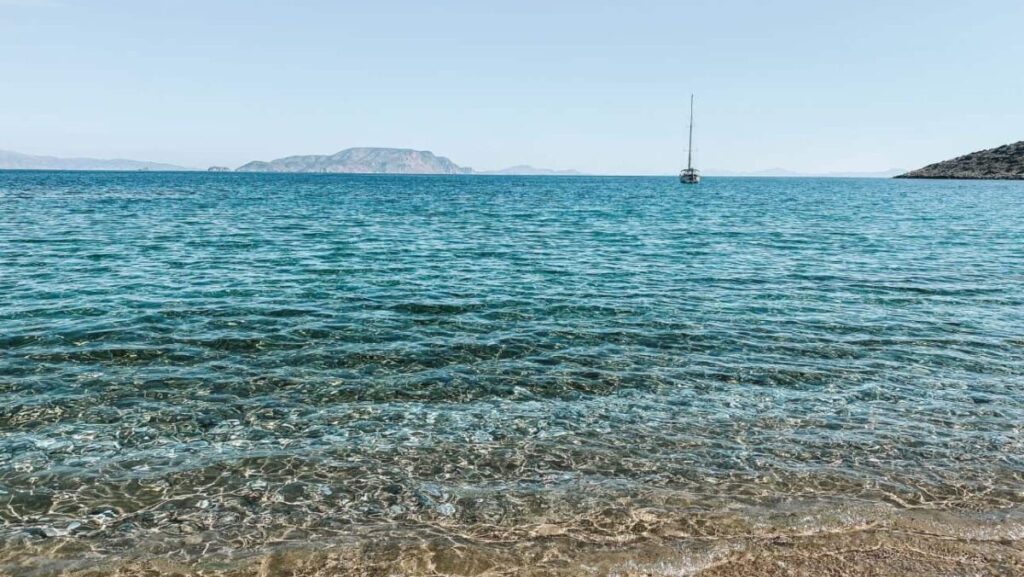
[0,172,1022,576]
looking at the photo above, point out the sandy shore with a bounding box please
[30,532,1024,577]
[12,506,1022,577]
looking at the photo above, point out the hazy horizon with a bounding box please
[3,0,1022,174]
[0,146,912,176]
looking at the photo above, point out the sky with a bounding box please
[2,0,1023,174]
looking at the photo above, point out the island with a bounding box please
[235,147,583,176]
[896,141,1024,180]
[236,147,472,174]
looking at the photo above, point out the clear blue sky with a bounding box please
[2,0,1022,174]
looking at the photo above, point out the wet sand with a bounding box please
[11,504,1022,576]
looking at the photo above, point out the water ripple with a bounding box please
[0,172,1022,575]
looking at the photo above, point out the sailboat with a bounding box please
[679,94,700,184]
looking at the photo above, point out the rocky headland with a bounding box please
[897,141,1024,180]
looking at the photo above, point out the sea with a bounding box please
[1,171,1022,576]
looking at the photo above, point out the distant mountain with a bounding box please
[705,167,906,178]
[478,165,583,176]
[236,147,472,174]
[821,168,907,178]
[755,168,804,177]
[896,141,1024,180]
[0,149,189,171]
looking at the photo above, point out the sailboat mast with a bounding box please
[687,94,694,170]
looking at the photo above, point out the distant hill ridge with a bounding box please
[897,141,1024,180]
[0,147,582,175]
[705,168,905,178]
[477,165,582,176]
[0,149,189,171]
[236,147,471,174]
[236,147,582,175]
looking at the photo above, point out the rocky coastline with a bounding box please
[897,141,1024,179]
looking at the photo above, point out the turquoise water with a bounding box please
[1,172,1022,575]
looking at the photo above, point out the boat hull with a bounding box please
[679,169,701,184]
